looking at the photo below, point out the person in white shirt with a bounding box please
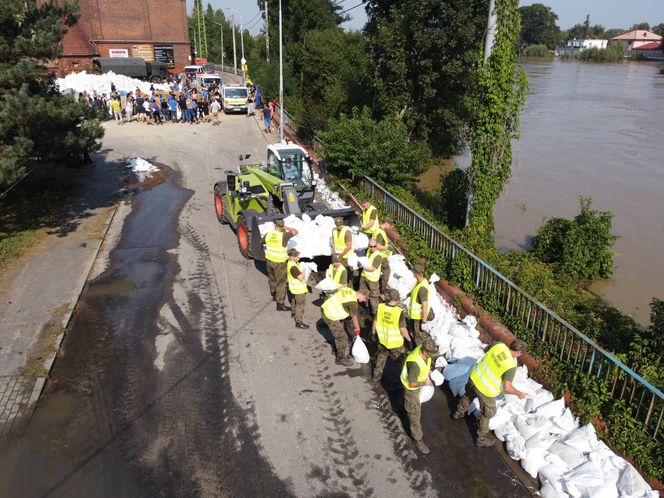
[209,98,221,126]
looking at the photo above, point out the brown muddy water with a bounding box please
[451,60,664,325]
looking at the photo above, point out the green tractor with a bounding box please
[213,143,357,260]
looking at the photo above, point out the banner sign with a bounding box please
[108,48,129,58]
[132,44,154,62]
[154,45,175,68]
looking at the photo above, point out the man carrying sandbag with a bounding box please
[372,289,412,382]
[262,219,298,311]
[321,288,367,367]
[408,265,435,345]
[452,339,528,447]
[331,217,353,277]
[287,249,309,329]
[360,199,379,234]
[328,254,349,291]
[401,339,437,455]
[358,239,382,319]
[371,221,392,295]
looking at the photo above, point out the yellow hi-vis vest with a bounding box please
[371,226,392,258]
[329,264,347,286]
[375,303,404,349]
[362,204,378,233]
[400,344,431,391]
[264,230,287,262]
[332,226,352,258]
[287,260,307,295]
[322,288,357,321]
[361,250,381,282]
[408,278,429,319]
[470,342,517,398]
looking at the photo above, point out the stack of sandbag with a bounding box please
[312,172,349,209]
[56,70,169,95]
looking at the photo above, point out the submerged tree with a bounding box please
[0,0,103,188]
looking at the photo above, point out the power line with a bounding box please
[340,1,366,15]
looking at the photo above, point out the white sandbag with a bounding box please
[357,256,372,268]
[540,479,566,498]
[430,369,444,386]
[315,277,338,292]
[521,447,549,478]
[562,424,597,454]
[506,432,527,460]
[494,420,518,442]
[515,415,552,440]
[419,384,435,403]
[525,389,554,412]
[488,408,514,431]
[545,451,573,472]
[539,464,567,493]
[617,464,651,498]
[525,431,557,451]
[352,231,369,250]
[434,355,448,369]
[548,442,586,470]
[299,262,318,282]
[351,337,370,364]
[347,252,359,270]
[562,460,605,497]
[534,398,566,419]
[550,408,579,435]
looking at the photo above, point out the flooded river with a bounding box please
[488,59,664,325]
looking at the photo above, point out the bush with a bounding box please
[531,197,617,280]
[523,44,549,57]
[319,107,428,187]
[562,43,626,63]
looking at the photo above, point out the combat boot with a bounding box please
[415,440,430,455]
[276,303,291,312]
[475,434,497,448]
[335,356,353,367]
[295,322,310,329]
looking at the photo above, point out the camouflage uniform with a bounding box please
[267,260,287,305]
[454,379,497,438]
[404,389,423,441]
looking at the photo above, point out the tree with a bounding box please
[319,107,426,187]
[365,0,488,154]
[519,3,562,49]
[630,22,650,31]
[603,28,626,40]
[566,23,605,40]
[0,0,103,188]
[651,23,664,37]
[466,0,527,244]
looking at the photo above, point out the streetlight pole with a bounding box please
[231,16,237,75]
[265,0,270,64]
[224,8,245,80]
[213,21,224,69]
[279,0,284,142]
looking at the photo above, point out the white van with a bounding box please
[196,73,223,88]
[222,85,248,113]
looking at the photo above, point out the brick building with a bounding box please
[44,0,191,75]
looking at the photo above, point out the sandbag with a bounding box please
[562,424,597,454]
[524,389,554,413]
[493,420,518,442]
[534,398,566,419]
[539,463,566,492]
[443,362,472,380]
[430,369,444,386]
[506,432,527,460]
[521,447,548,478]
[525,431,557,451]
[548,441,586,470]
[550,407,578,435]
[540,479,566,498]
[488,408,513,431]
[617,464,651,498]
[351,336,370,363]
[562,460,605,497]
[419,384,434,403]
[315,277,338,292]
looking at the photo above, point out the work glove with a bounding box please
[354,329,361,337]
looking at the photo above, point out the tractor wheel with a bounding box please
[213,186,228,224]
[237,214,251,259]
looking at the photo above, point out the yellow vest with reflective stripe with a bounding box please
[328,264,347,286]
[400,345,431,391]
[332,226,352,258]
[371,227,392,258]
[322,288,357,321]
[362,204,378,233]
[361,250,381,282]
[264,230,287,262]
[408,278,429,319]
[287,260,307,295]
[470,343,517,398]
[375,303,404,349]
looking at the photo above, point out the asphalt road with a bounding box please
[0,115,532,497]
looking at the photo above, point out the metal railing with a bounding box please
[361,175,663,441]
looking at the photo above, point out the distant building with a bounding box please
[39,0,191,75]
[567,39,608,50]
[609,30,663,56]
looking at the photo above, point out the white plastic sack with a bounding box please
[521,447,549,478]
[315,277,338,292]
[562,424,597,454]
[506,432,527,460]
[494,420,518,442]
[534,398,566,419]
[419,384,435,403]
[540,479,566,498]
[351,337,370,364]
[434,355,448,369]
[525,389,554,413]
[548,441,586,470]
[525,431,557,451]
[562,460,605,497]
[617,464,651,498]
[430,369,444,386]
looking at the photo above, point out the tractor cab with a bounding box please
[265,145,314,192]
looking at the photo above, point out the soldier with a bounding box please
[360,199,379,234]
[372,289,411,382]
[331,217,353,276]
[262,219,298,311]
[371,220,392,294]
[328,254,349,291]
[287,248,310,329]
[453,340,528,447]
[401,339,437,454]
[321,287,367,366]
[358,239,382,319]
[408,265,435,345]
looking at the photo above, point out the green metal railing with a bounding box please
[361,175,663,441]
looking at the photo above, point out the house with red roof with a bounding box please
[609,30,662,57]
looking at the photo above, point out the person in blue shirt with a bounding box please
[168,95,179,122]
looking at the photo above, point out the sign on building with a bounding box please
[108,48,129,58]
[132,44,154,62]
[154,45,175,68]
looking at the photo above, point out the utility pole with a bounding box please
[279,0,284,142]
[265,0,270,63]
[466,0,497,228]
[213,21,224,68]
[231,17,237,75]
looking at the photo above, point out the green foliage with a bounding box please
[603,28,626,39]
[319,107,426,187]
[652,23,664,37]
[365,0,487,154]
[561,43,627,62]
[523,44,549,57]
[467,0,528,244]
[436,169,469,229]
[519,3,562,49]
[630,22,651,31]
[565,23,606,40]
[532,197,617,280]
[0,0,103,188]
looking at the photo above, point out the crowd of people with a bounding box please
[261,199,528,455]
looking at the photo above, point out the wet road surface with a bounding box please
[0,118,532,497]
